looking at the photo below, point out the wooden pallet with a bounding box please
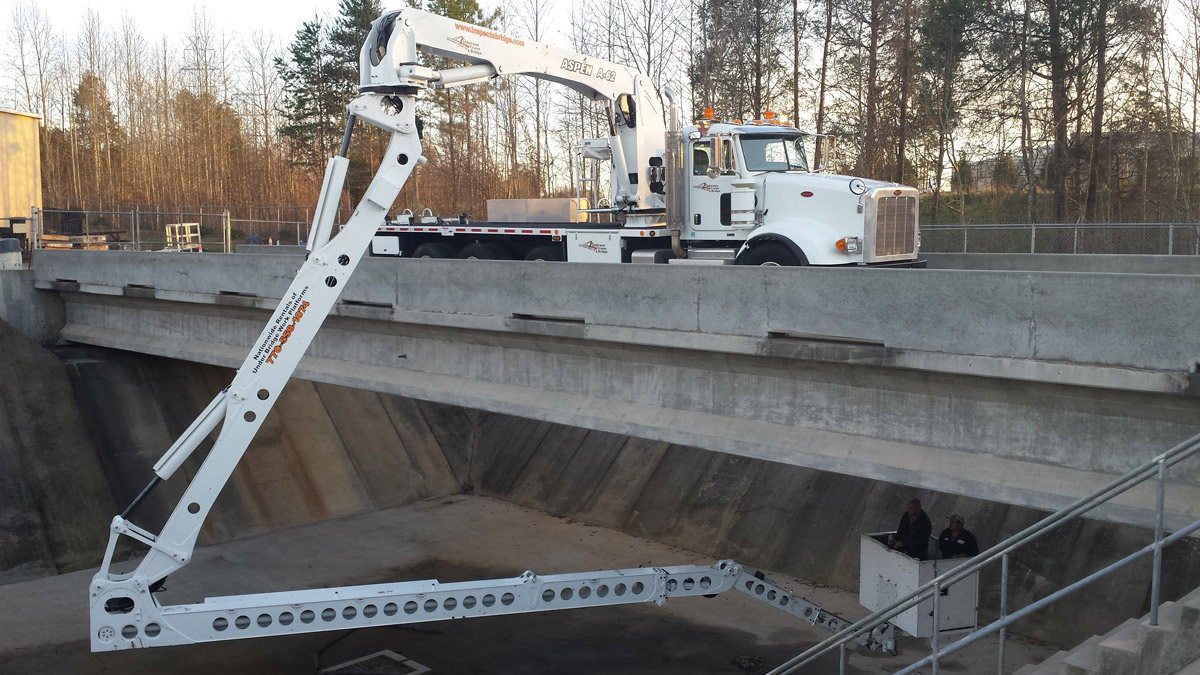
[41,234,126,250]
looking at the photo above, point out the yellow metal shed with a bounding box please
[0,109,43,234]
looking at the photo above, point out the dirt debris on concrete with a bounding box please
[0,494,1054,674]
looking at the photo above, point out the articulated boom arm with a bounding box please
[89,46,424,648]
[364,7,666,211]
[98,554,893,651]
[88,11,890,659]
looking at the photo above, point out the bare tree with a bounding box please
[894,0,913,182]
[6,0,63,203]
[512,0,553,197]
[814,0,834,166]
[241,29,285,203]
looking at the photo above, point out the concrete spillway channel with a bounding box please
[0,330,1195,673]
[2,254,1200,672]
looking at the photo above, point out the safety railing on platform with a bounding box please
[769,431,1200,675]
[921,222,1200,255]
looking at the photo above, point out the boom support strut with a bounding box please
[89,86,421,650]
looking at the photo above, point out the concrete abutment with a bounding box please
[2,334,1196,650]
[5,253,1200,660]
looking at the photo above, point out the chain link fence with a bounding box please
[31,206,356,252]
[228,217,309,246]
[36,209,137,249]
[27,207,1200,256]
[920,223,1200,255]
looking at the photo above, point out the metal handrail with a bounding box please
[893,517,1200,675]
[769,430,1200,675]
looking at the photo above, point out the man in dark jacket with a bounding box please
[939,513,980,558]
[889,498,932,560]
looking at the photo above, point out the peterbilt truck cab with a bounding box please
[682,121,922,267]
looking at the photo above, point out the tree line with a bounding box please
[4,0,1199,225]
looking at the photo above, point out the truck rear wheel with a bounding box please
[459,242,512,260]
[412,242,458,258]
[524,245,564,261]
[737,241,804,266]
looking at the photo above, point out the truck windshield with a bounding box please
[739,135,809,172]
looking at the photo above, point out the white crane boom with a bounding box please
[363,8,666,211]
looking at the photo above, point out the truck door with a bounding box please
[688,136,741,240]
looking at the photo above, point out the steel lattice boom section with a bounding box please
[94,560,894,652]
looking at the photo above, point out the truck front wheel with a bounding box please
[736,241,804,266]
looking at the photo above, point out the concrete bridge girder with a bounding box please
[29,251,1200,532]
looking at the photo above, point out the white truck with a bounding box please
[86,7,898,663]
[368,11,921,267]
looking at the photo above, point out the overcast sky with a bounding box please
[7,0,332,43]
[0,1,573,53]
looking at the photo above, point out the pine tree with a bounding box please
[276,18,342,178]
[328,0,384,106]
[72,71,124,210]
[917,0,977,222]
[328,0,385,203]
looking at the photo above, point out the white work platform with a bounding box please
[859,532,979,638]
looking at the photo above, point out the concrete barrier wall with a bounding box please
[6,341,1196,648]
[32,250,1200,374]
[234,244,307,255]
[925,252,1200,275]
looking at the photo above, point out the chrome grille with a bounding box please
[873,195,918,258]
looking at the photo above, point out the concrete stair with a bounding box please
[1175,655,1200,675]
[1014,586,1200,675]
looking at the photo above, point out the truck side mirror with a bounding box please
[648,157,666,194]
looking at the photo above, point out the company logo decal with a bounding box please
[447,35,481,55]
[579,240,607,254]
[695,182,721,193]
[252,288,310,373]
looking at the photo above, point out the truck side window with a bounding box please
[693,141,712,176]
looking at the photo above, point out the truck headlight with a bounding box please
[836,237,860,253]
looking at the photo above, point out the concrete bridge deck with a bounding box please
[19,250,1200,531]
